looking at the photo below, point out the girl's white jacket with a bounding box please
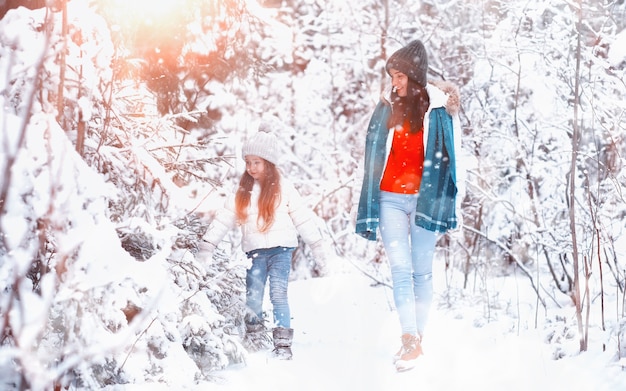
[202,178,325,254]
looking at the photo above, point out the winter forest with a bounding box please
[1,0,625,389]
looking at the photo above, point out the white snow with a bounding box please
[1,2,626,390]
[609,29,626,67]
[198,265,626,390]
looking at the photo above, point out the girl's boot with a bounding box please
[272,327,294,360]
[242,321,272,351]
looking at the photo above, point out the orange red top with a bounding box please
[380,123,424,194]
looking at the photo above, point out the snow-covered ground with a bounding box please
[116,260,626,391]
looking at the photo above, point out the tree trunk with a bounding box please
[569,0,586,353]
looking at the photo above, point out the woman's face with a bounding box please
[389,68,408,97]
[245,155,266,180]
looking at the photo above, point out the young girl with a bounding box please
[200,127,328,360]
[356,39,463,371]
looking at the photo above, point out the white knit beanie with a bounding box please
[242,124,280,165]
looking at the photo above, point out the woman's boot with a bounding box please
[394,334,423,371]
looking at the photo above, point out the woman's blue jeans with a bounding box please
[379,191,437,337]
[245,246,294,328]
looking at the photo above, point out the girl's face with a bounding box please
[389,68,408,97]
[245,155,266,180]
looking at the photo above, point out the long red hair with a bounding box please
[235,160,281,232]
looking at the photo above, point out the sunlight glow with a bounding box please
[107,0,180,26]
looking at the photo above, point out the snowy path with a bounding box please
[209,269,626,391]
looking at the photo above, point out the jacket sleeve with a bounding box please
[452,111,466,222]
[201,193,237,247]
[414,107,458,233]
[355,100,390,241]
[285,182,325,248]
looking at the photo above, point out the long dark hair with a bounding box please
[235,160,281,232]
[387,79,430,134]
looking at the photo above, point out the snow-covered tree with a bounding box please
[1,0,626,389]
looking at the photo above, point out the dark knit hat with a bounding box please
[385,40,428,87]
[242,124,280,165]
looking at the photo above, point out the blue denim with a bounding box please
[379,191,437,337]
[245,246,295,328]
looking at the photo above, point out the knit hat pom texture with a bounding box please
[242,123,280,165]
[385,39,428,87]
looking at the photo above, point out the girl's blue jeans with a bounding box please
[245,246,295,328]
[379,191,437,337]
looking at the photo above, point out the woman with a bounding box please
[355,39,462,372]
